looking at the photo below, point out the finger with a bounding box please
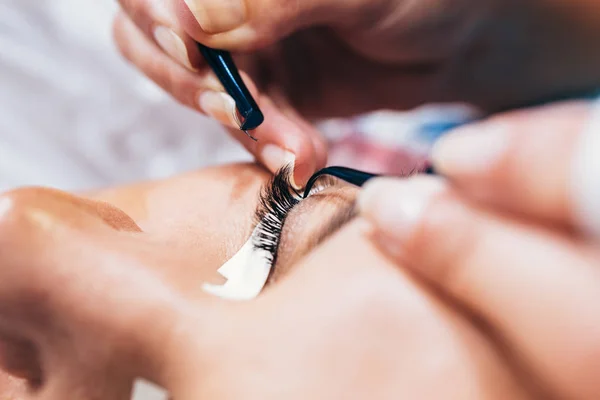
[114,13,323,186]
[280,104,330,170]
[174,0,391,51]
[114,11,222,108]
[118,0,201,70]
[359,176,600,399]
[430,101,600,234]
[242,95,326,188]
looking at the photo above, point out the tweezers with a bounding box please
[197,43,264,140]
[303,165,436,198]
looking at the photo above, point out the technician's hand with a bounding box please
[359,101,600,399]
[113,0,600,187]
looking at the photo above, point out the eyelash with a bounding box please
[253,166,300,269]
[253,167,339,271]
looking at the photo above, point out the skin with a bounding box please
[113,0,600,183]
[360,101,600,399]
[0,163,529,399]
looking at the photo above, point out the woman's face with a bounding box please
[0,163,522,400]
[0,163,362,396]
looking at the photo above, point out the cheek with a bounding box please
[118,186,263,300]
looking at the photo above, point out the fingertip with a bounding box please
[291,110,328,171]
[251,97,319,189]
[313,133,329,170]
[258,142,296,177]
[287,126,319,190]
[359,176,448,245]
[358,178,398,216]
[291,145,318,190]
[430,122,511,178]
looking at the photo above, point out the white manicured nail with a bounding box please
[153,26,194,70]
[432,123,510,176]
[571,100,600,240]
[198,91,238,128]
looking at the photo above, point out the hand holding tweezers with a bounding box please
[197,43,264,137]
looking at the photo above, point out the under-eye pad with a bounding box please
[131,379,168,400]
[202,225,273,300]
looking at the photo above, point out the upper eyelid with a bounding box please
[306,176,339,196]
[251,171,350,284]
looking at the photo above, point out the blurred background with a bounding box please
[0,0,478,193]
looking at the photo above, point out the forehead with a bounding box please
[272,182,359,280]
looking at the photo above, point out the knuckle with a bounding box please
[241,1,297,47]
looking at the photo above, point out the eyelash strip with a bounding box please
[253,166,300,268]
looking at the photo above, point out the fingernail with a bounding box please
[359,177,446,243]
[260,144,298,187]
[200,72,224,92]
[152,26,194,71]
[183,0,246,34]
[198,91,238,128]
[571,102,600,239]
[431,123,510,176]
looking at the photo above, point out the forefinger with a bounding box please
[431,101,600,237]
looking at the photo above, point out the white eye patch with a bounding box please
[202,225,274,301]
[131,379,168,400]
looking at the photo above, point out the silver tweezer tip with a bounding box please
[244,130,258,142]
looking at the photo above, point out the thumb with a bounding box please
[175,0,391,50]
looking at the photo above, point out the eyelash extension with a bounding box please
[253,167,342,270]
[252,166,301,269]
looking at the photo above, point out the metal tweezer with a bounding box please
[303,165,436,198]
[197,43,264,140]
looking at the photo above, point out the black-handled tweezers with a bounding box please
[197,43,264,139]
[303,165,436,198]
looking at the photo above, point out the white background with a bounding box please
[0,0,250,192]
